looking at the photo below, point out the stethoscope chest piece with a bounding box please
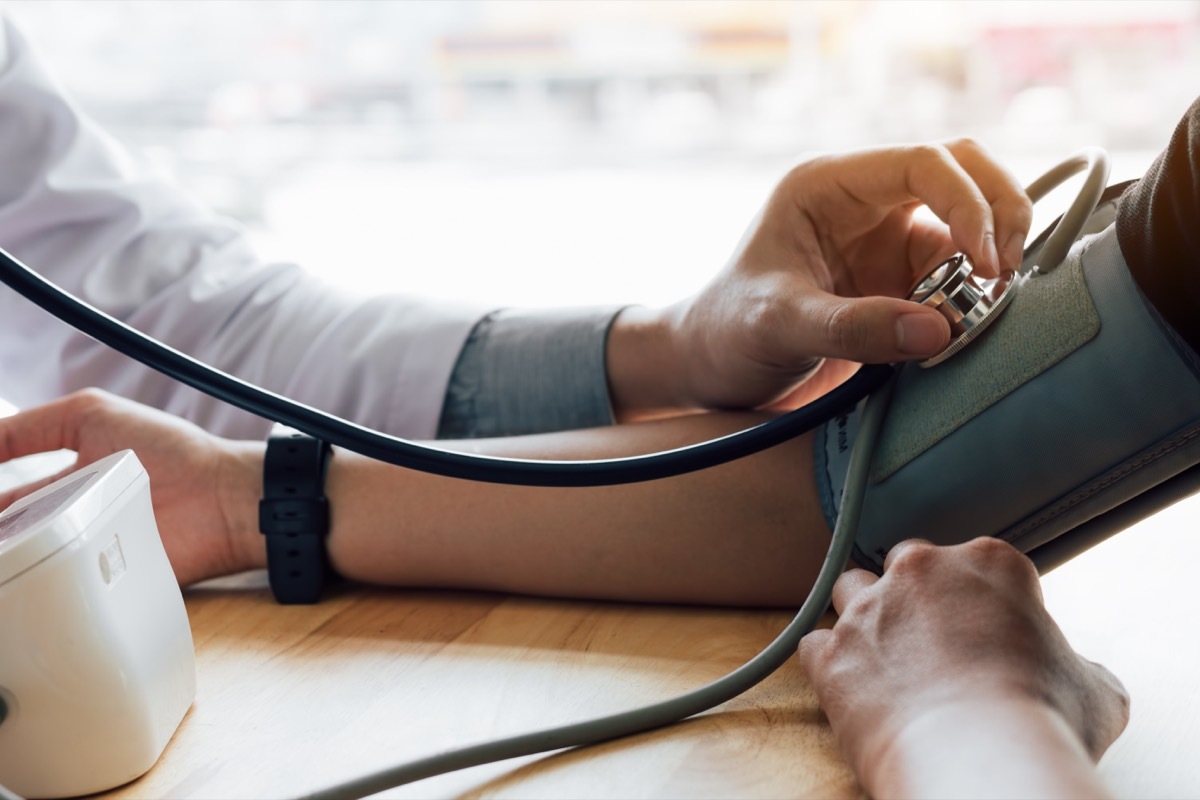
[908,254,1020,368]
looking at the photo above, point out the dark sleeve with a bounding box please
[437,306,625,439]
[1116,95,1200,354]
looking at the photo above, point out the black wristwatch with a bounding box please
[259,425,332,604]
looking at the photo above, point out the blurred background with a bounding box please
[5,4,1200,795]
[7,0,1199,306]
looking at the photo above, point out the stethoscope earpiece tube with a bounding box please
[0,244,891,486]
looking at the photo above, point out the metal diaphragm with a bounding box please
[908,254,1019,368]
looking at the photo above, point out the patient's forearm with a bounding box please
[224,413,827,606]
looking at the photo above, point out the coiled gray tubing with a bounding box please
[296,147,1114,800]
[1026,147,1111,275]
[299,377,898,800]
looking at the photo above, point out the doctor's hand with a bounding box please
[606,140,1032,419]
[0,389,251,587]
[798,538,1128,800]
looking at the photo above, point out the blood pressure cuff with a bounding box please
[840,217,1200,572]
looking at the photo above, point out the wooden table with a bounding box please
[102,494,1200,800]
[104,573,858,800]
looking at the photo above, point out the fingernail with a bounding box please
[979,230,999,274]
[1002,232,1025,270]
[896,313,947,356]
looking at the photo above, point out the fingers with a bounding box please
[783,289,951,363]
[899,143,1002,275]
[0,394,90,513]
[779,141,1027,365]
[0,393,85,462]
[830,568,877,616]
[829,140,1032,276]
[882,538,934,573]
[796,628,832,676]
[943,138,1034,274]
[0,462,79,512]
[798,567,877,676]
[905,140,1031,276]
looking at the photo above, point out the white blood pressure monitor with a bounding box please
[0,450,195,798]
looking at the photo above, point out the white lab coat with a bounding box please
[0,14,488,440]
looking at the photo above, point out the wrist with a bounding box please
[605,304,691,421]
[868,695,1113,800]
[215,439,268,575]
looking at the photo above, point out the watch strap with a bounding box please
[259,426,332,604]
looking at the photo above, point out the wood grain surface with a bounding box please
[97,493,1200,800]
[100,571,859,800]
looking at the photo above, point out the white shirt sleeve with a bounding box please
[0,13,490,440]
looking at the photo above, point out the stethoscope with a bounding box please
[0,148,1111,800]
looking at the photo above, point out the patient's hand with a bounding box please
[0,389,252,586]
[798,537,1129,799]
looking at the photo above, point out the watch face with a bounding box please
[0,471,95,547]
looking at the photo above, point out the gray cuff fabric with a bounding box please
[437,306,625,439]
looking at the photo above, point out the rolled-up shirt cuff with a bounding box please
[437,306,626,439]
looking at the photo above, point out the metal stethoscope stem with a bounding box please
[909,255,1020,368]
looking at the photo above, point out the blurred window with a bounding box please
[6,0,1197,305]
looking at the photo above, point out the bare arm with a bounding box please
[0,390,831,606]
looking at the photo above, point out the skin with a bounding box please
[0,389,829,605]
[606,138,1032,420]
[0,141,1110,796]
[798,538,1130,799]
[0,406,1130,800]
[0,139,1034,603]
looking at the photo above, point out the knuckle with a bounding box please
[964,536,1038,581]
[1082,661,1132,755]
[796,630,828,671]
[66,387,115,417]
[1117,686,1132,726]
[786,153,833,181]
[964,535,1013,558]
[839,588,877,623]
[902,143,950,188]
[742,286,788,334]
[69,386,108,406]
[992,181,1034,211]
[1094,661,1132,719]
[997,192,1035,230]
[943,135,986,157]
[1113,680,1133,722]
[824,302,870,356]
[735,277,809,363]
[963,535,1017,563]
[907,143,952,174]
[886,540,937,577]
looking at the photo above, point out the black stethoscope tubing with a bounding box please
[0,245,890,487]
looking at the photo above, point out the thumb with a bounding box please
[795,291,950,364]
